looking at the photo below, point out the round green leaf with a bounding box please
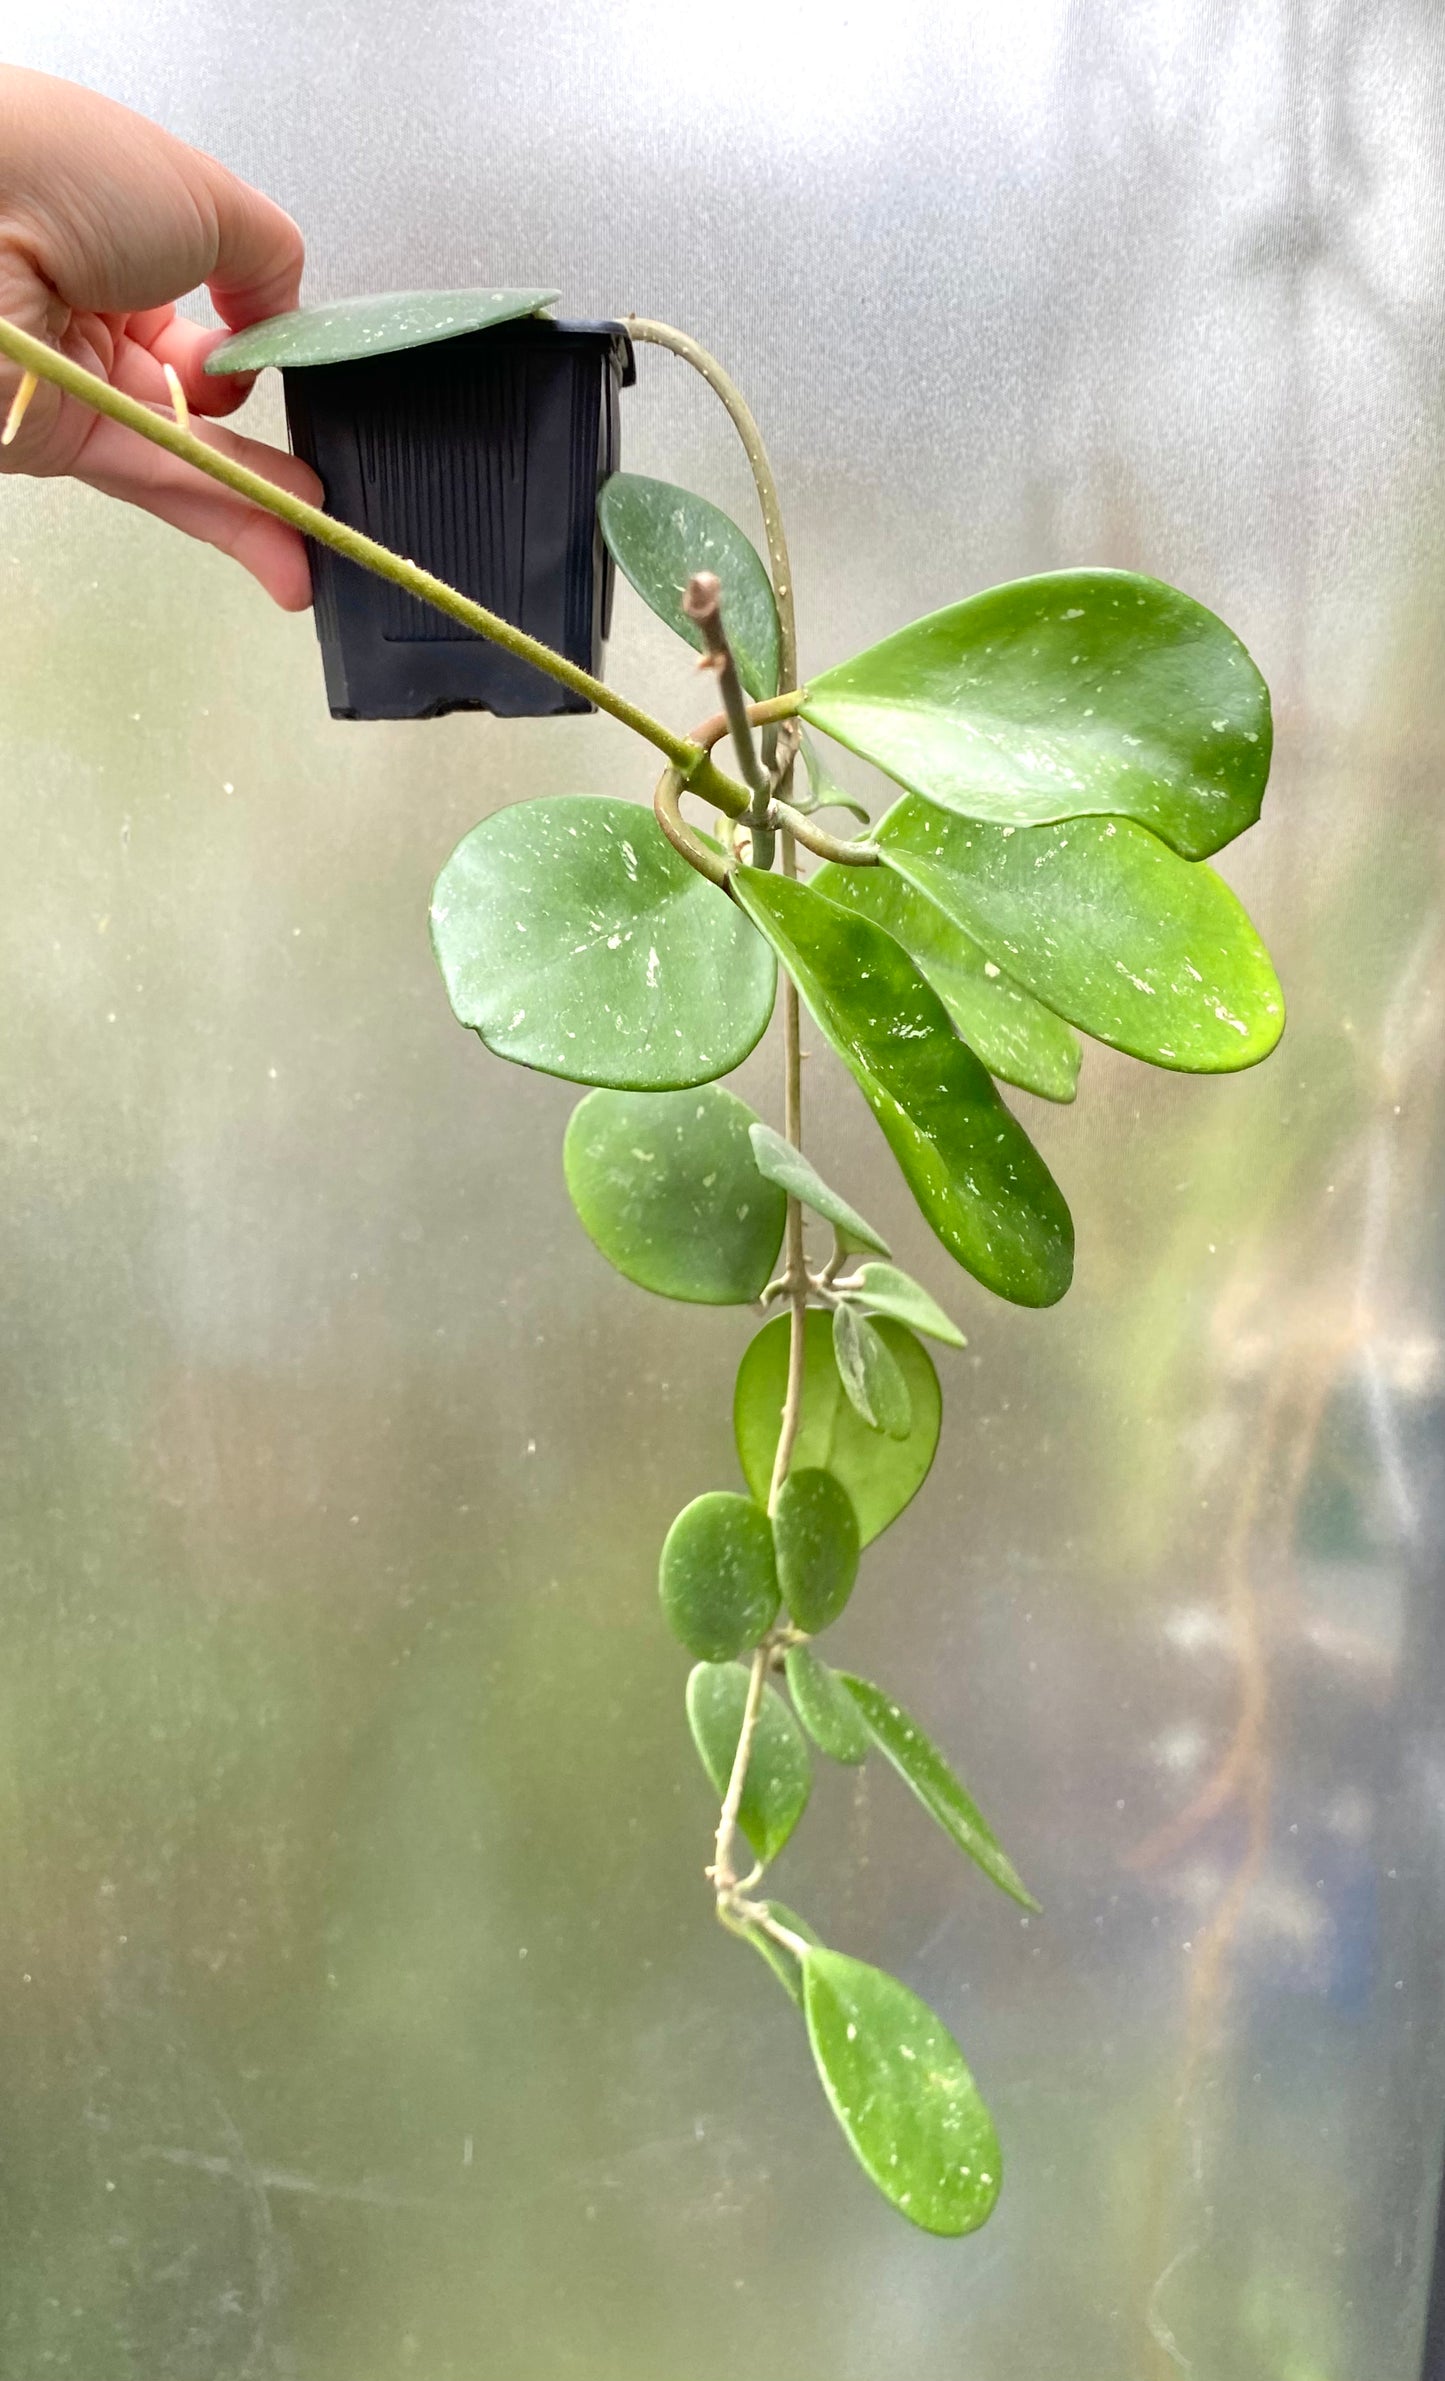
[785,1646,869,1765]
[801,569,1271,861]
[660,1493,779,1662]
[564,1086,785,1304]
[802,1948,1002,2236]
[774,1468,861,1633]
[877,797,1285,1073]
[837,1674,1038,1911]
[685,1662,811,1864]
[430,797,776,1090]
[811,854,1081,1104]
[832,1303,912,1439]
[733,869,1074,1309]
[747,1124,890,1256]
[734,1311,940,1547]
[841,1261,966,1350]
[205,287,560,375]
[598,474,780,700]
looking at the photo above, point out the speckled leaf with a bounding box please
[599,474,780,700]
[786,1647,869,1765]
[686,1662,811,1864]
[832,1303,912,1439]
[430,797,775,1090]
[838,1674,1038,1911]
[205,287,559,374]
[747,1124,890,1257]
[660,1493,779,1662]
[802,1949,1002,2236]
[811,854,1081,1103]
[774,1467,861,1633]
[733,869,1074,1309]
[734,1311,939,1547]
[841,1262,967,1350]
[801,569,1271,861]
[877,796,1285,1072]
[564,1085,785,1303]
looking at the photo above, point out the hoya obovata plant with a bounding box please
[0,294,1283,2238]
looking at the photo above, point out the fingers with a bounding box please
[125,311,258,419]
[193,152,305,332]
[72,409,323,610]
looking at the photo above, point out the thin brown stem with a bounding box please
[712,1641,772,1895]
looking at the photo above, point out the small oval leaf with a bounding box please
[841,1261,966,1350]
[786,1646,869,1765]
[735,1311,940,1547]
[838,1674,1039,1911]
[205,287,559,375]
[598,473,780,700]
[833,1303,912,1439]
[747,1124,891,1256]
[685,1662,811,1864]
[660,1493,779,1661]
[430,797,775,1090]
[564,1085,786,1304]
[802,1948,1002,2236]
[774,1468,861,1633]
[801,568,1271,861]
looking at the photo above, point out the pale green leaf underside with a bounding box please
[685,1662,810,1864]
[786,1646,869,1765]
[660,1493,779,1663]
[832,1302,912,1438]
[735,1311,939,1547]
[564,1085,786,1304]
[598,473,780,701]
[838,1673,1039,1911]
[206,287,559,374]
[842,1261,967,1349]
[747,1124,890,1256]
[801,568,1271,861]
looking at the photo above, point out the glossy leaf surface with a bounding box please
[802,569,1271,860]
[812,853,1081,1103]
[735,1311,940,1546]
[841,1261,967,1349]
[878,797,1285,1072]
[839,1674,1038,1910]
[786,1647,869,1765]
[659,1493,779,1662]
[747,1124,890,1256]
[773,1467,861,1633]
[734,870,1074,1308]
[802,1949,1002,2236]
[206,287,558,374]
[598,474,780,700]
[430,797,775,1090]
[685,1663,810,1863]
[832,1303,912,1439]
[564,1086,786,1304]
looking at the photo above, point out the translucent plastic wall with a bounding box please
[3,5,1443,2375]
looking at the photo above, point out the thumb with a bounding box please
[192,151,305,332]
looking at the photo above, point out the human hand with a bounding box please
[0,67,321,609]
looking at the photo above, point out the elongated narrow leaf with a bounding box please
[840,1261,966,1349]
[747,1124,890,1256]
[838,1675,1038,1910]
[733,870,1073,1309]
[564,1085,786,1304]
[686,1662,810,1864]
[802,1949,1002,2235]
[877,796,1284,1072]
[660,1493,779,1662]
[430,797,775,1090]
[774,1468,860,1632]
[811,854,1081,1103]
[598,473,780,699]
[735,1311,940,1546]
[802,569,1271,861]
[205,286,559,374]
[799,731,871,823]
[786,1646,869,1765]
[833,1303,912,1438]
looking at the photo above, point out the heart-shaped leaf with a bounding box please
[205,287,559,375]
[660,1493,780,1662]
[801,569,1271,861]
[802,1948,1002,2236]
[598,474,780,700]
[773,1468,861,1633]
[430,797,775,1090]
[747,1125,890,1256]
[735,1311,939,1547]
[733,870,1074,1309]
[786,1647,869,1765]
[811,855,1080,1104]
[838,1674,1038,1911]
[839,1261,966,1350]
[686,1662,810,1864]
[564,1085,786,1304]
[832,1303,912,1438]
[877,797,1284,1073]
